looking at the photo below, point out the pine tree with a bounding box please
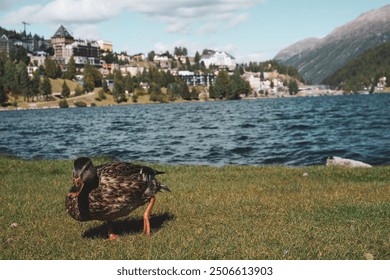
[61,80,70,98]
[112,77,126,103]
[214,70,230,99]
[148,82,162,102]
[83,63,102,92]
[208,83,216,99]
[30,71,40,101]
[125,72,134,93]
[40,76,52,101]
[44,57,59,79]
[0,82,7,105]
[83,73,95,93]
[3,59,18,94]
[179,81,190,100]
[64,55,76,80]
[17,62,30,101]
[102,79,109,93]
[226,69,251,100]
[288,80,299,95]
[194,51,201,69]
[0,54,6,103]
[185,57,191,71]
[147,51,155,62]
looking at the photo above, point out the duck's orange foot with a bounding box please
[142,196,155,236]
[109,233,119,240]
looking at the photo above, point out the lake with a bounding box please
[1,93,389,166]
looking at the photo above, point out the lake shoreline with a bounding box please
[2,90,388,112]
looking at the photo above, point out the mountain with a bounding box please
[323,42,390,91]
[275,4,390,84]
[274,38,320,62]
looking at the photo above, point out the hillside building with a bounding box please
[51,25,101,66]
[97,40,113,52]
[0,34,16,54]
[51,25,74,63]
[200,50,236,70]
[178,70,216,86]
[65,40,101,65]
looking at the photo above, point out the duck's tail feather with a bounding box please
[159,184,171,192]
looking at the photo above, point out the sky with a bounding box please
[0,0,389,62]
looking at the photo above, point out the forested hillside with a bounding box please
[323,43,390,92]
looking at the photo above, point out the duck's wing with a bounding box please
[88,173,150,221]
[96,162,164,179]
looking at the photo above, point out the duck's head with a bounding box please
[68,157,98,198]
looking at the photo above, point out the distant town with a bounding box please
[0,24,385,109]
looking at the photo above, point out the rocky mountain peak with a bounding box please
[275,4,390,84]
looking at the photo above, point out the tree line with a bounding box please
[0,52,81,105]
[106,66,251,103]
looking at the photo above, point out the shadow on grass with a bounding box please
[82,212,175,239]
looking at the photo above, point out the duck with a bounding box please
[65,157,170,240]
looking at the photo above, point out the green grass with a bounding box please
[0,157,389,260]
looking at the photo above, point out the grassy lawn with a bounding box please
[0,157,388,260]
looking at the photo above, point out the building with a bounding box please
[29,52,47,67]
[51,25,101,66]
[97,40,113,52]
[0,33,49,56]
[200,50,236,70]
[51,25,74,64]
[66,40,101,66]
[131,53,146,61]
[0,34,16,54]
[242,72,261,90]
[178,71,216,86]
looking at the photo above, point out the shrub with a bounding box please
[131,93,138,103]
[74,101,87,107]
[74,85,84,96]
[58,99,69,108]
[98,89,107,100]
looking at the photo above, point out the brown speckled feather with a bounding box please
[66,161,168,222]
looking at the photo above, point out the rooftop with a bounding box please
[52,25,73,39]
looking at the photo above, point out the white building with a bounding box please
[119,65,144,77]
[200,50,236,70]
[65,39,101,66]
[242,72,261,90]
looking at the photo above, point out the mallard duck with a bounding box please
[65,157,170,240]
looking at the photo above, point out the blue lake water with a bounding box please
[0,93,389,166]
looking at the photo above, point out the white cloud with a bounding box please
[0,0,13,10]
[1,0,265,34]
[1,0,121,25]
[73,24,100,40]
[198,22,218,35]
[228,13,250,28]
[1,5,42,24]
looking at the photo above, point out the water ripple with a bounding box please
[1,94,390,166]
